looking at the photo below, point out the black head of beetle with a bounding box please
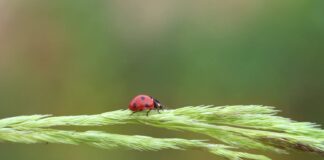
[150,96,163,111]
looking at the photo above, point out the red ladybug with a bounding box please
[129,94,163,116]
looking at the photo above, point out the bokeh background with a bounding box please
[0,0,323,160]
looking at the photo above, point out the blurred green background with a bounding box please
[0,0,323,160]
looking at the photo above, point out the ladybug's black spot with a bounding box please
[145,103,150,108]
[133,103,137,108]
[141,96,146,100]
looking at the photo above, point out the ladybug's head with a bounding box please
[153,98,163,110]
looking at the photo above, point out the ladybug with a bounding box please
[129,94,163,116]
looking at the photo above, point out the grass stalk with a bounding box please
[0,105,323,160]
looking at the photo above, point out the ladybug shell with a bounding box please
[129,95,154,111]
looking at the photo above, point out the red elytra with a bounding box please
[128,94,163,116]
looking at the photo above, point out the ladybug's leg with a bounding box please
[146,109,152,116]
